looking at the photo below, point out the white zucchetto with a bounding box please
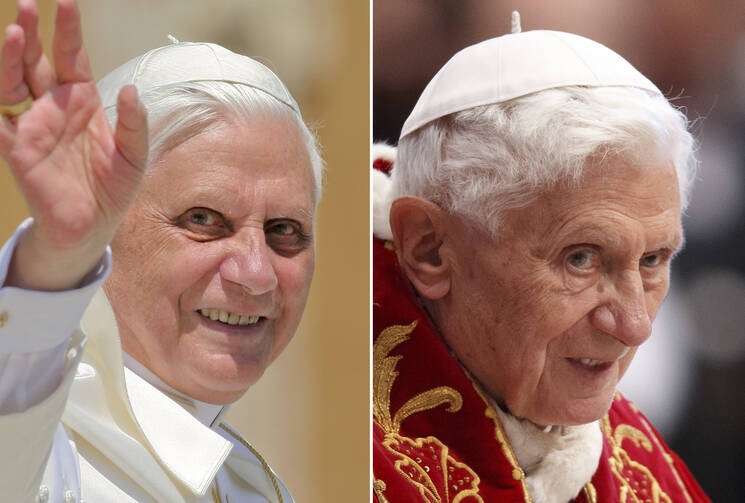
[400,29,661,139]
[96,41,300,116]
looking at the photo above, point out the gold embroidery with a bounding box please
[600,416,672,503]
[469,378,532,503]
[374,321,482,502]
[218,423,284,503]
[382,434,483,503]
[638,417,693,503]
[583,481,598,503]
[373,321,463,434]
[211,485,220,503]
[373,479,391,503]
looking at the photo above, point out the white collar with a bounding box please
[121,352,228,429]
[69,290,233,497]
[489,398,603,503]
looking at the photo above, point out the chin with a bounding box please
[517,391,615,427]
[177,355,268,404]
[552,395,616,426]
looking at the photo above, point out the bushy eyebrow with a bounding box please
[548,222,683,254]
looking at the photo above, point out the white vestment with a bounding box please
[0,220,294,503]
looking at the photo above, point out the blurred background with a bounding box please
[0,1,369,501]
[374,0,745,500]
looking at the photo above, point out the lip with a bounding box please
[565,357,616,382]
[197,306,268,319]
[196,310,268,335]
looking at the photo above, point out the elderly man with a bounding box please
[372,15,710,503]
[0,0,319,501]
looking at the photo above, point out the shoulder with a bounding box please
[591,392,710,502]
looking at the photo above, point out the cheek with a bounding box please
[275,252,315,312]
[644,282,670,320]
[506,271,591,344]
[617,347,638,378]
[169,244,229,307]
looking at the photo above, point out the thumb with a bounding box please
[113,84,148,171]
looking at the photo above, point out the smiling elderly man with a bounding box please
[372,16,710,503]
[0,0,320,502]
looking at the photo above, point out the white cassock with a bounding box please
[0,220,294,503]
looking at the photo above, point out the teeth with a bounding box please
[578,358,604,367]
[238,315,260,325]
[198,309,260,326]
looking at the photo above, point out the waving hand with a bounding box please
[0,0,148,291]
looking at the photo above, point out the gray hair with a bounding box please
[392,86,696,237]
[105,81,324,203]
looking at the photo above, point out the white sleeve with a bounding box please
[0,218,111,413]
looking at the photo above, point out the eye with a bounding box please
[640,251,669,268]
[265,219,311,256]
[566,248,599,272]
[187,208,218,226]
[177,207,231,238]
[269,222,296,236]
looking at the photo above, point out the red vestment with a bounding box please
[372,235,710,503]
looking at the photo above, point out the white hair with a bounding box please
[106,81,324,203]
[392,86,696,236]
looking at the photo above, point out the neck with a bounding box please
[122,352,228,428]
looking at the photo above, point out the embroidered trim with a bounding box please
[373,321,463,434]
[382,433,483,503]
[211,485,220,503]
[218,423,284,503]
[467,376,533,502]
[374,321,484,502]
[600,415,672,503]
[373,479,390,503]
[638,417,693,503]
[583,481,598,503]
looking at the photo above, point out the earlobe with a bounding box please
[389,197,451,300]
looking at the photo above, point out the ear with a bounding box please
[389,196,451,300]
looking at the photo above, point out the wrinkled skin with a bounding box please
[104,117,316,404]
[395,162,682,426]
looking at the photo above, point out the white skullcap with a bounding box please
[400,30,661,139]
[97,41,300,116]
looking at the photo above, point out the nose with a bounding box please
[590,270,652,347]
[218,232,278,295]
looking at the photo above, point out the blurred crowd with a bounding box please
[374,1,745,500]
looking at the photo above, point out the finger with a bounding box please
[16,0,55,97]
[113,85,148,172]
[0,25,31,104]
[52,0,92,84]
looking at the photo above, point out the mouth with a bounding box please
[197,308,262,327]
[574,357,611,368]
[568,347,630,370]
[568,358,616,374]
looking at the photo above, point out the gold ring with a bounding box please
[0,96,33,118]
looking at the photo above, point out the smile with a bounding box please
[575,358,608,368]
[197,309,261,326]
[568,357,615,371]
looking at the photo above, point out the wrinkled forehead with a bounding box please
[141,119,316,213]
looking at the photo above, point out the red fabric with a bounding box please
[373,157,394,175]
[372,233,710,503]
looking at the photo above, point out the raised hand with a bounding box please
[0,0,148,291]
